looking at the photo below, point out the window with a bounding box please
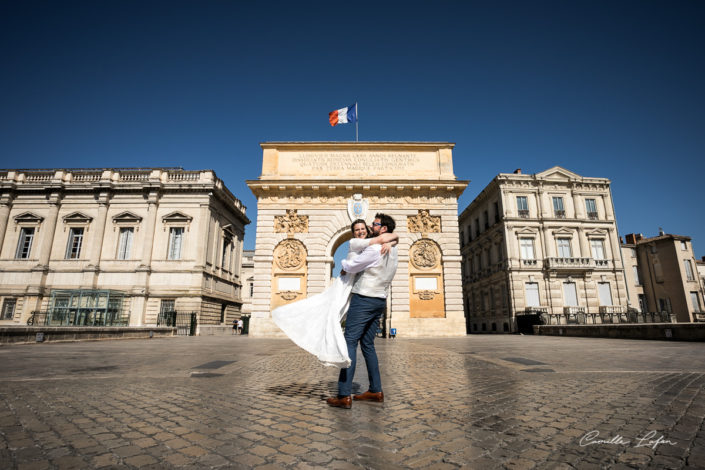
[552,197,565,218]
[493,202,500,223]
[563,282,578,307]
[525,282,540,307]
[598,282,613,306]
[167,227,184,260]
[15,227,35,259]
[585,199,598,219]
[633,266,641,285]
[681,241,687,251]
[65,227,84,259]
[638,294,647,312]
[1,299,16,320]
[685,259,695,281]
[590,239,605,260]
[160,299,175,314]
[516,196,529,218]
[483,210,489,229]
[690,292,702,312]
[117,227,134,260]
[557,238,572,258]
[221,236,232,269]
[520,238,535,259]
[249,282,254,297]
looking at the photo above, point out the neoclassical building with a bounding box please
[0,168,249,331]
[622,232,704,322]
[459,167,628,333]
[247,142,468,337]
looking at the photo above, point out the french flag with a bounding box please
[329,103,357,126]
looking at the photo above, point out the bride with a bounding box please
[271,219,398,367]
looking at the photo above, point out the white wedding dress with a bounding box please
[271,238,369,368]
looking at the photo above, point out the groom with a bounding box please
[327,213,398,409]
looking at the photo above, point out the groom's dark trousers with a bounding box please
[337,293,386,397]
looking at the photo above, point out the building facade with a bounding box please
[622,232,705,322]
[240,249,254,317]
[459,167,628,333]
[246,142,468,337]
[0,168,249,331]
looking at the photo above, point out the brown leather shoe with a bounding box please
[326,396,352,409]
[353,390,384,402]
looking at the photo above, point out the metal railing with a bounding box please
[157,311,197,336]
[27,310,129,326]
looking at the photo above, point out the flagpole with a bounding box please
[355,102,359,142]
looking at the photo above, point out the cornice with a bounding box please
[246,179,468,198]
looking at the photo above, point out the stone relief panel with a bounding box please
[273,238,306,271]
[408,239,445,318]
[274,209,308,235]
[410,239,440,270]
[271,238,307,310]
[408,209,441,235]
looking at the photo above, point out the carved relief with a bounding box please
[280,292,298,301]
[274,239,305,270]
[274,209,308,235]
[407,209,441,235]
[418,290,436,300]
[410,240,440,270]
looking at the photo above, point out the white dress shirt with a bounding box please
[341,244,382,274]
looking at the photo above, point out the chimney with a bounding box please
[658,227,665,236]
[513,168,522,174]
[625,233,637,245]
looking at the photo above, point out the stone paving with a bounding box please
[1,335,704,469]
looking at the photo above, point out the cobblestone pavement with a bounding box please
[1,335,705,469]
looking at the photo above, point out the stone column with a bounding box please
[88,193,110,270]
[577,227,589,258]
[195,203,211,269]
[0,195,12,255]
[542,226,552,259]
[38,194,61,267]
[607,228,621,266]
[139,192,159,267]
[572,191,583,219]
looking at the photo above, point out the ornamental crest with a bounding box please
[410,240,440,270]
[273,239,306,270]
[347,194,369,222]
[275,209,308,235]
[407,209,441,235]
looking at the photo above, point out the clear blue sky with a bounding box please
[2,1,704,257]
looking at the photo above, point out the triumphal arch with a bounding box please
[246,142,468,337]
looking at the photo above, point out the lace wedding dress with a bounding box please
[271,239,369,368]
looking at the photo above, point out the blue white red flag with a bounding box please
[329,103,357,126]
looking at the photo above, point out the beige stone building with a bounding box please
[621,232,704,322]
[459,167,628,333]
[0,168,249,332]
[240,249,255,317]
[246,142,468,337]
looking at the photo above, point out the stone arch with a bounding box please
[271,238,308,311]
[408,238,445,318]
[324,225,355,285]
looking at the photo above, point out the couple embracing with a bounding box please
[272,213,398,409]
